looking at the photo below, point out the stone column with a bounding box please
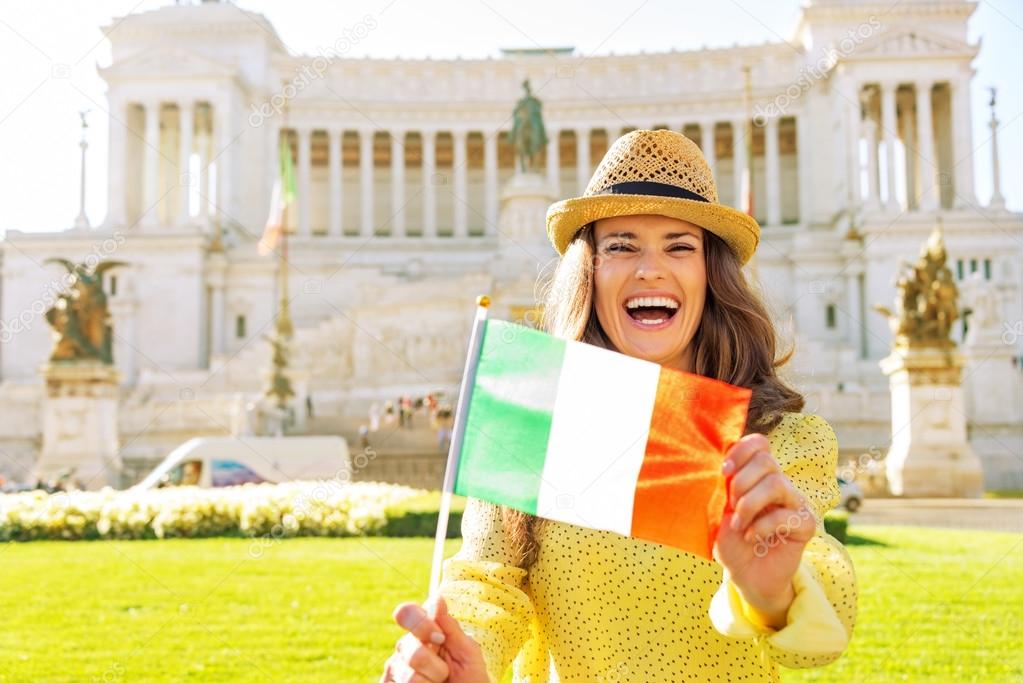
[108,290,138,385]
[576,128,591,194]
[484,130,499,232]
[732,118,746,210]
[105,97,127,228]
[765,116,781,226]
[296,127,311,236]
[951,76,977,207]
[328,128,343,236]
[360,128,374,236]
[391,130,406,236]
[700,120,717,180]
[880,81,899,211]
[795,113,810,224]
[214,98,234,225]
[863,117,881,209]
[452,129,468,237]
[422,129,437,238]
[844,261,865,359]
[197,106,211,223]
[177,101,194,225]
[915,81,938,210]
[142,100,161,227]
[208,253,227,358]
[545,127,560,197]
[845,86,862,207]
[989,96,1006,211]
[901,91,918,210]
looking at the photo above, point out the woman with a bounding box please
[382,129,857,682]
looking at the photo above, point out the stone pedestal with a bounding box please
[36,362,122,490]
[880,347,984,497]
[498,171,556,245]
[491,171,558,322]
[492,171,557,295]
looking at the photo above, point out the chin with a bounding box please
[619,337,685,367]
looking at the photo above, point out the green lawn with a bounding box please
[0,527,1020,682]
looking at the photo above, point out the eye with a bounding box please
[668,243,696,253]
[603,241,636,254]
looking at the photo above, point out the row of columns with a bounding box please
[283,117,796,237]
[107,99,223,229]
[110,103,796,234]
[857,79,975,211]
[285,127,497,238]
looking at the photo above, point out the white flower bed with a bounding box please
[0,481,423,542]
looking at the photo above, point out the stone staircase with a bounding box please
[305,414,447,489]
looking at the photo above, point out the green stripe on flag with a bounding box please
[454,320,565,513]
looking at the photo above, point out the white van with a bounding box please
[134,436,350,490]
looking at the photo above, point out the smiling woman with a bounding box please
[383,129,857,683]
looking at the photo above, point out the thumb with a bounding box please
[428,596,471,649]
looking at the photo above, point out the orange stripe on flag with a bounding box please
[630,368,751,560]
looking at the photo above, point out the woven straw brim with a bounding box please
[546,193,760,265]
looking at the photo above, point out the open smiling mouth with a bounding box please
[624,296,680,327]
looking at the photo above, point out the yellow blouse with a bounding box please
[439,412,857,682]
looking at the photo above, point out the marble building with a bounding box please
[1,0,1021,489]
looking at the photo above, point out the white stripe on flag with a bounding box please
[536,342,661,535]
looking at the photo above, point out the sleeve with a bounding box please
[709,413,858,669]
[437,497,537,683]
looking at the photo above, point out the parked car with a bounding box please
[133,436,350,490]
[838,477,863,512]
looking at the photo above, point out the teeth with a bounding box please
[625,296,680,310]
[637,318,666,325]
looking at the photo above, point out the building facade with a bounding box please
[1,0,1021,488]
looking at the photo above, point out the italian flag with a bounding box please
[452,320,751,560]
[259,134,297,256]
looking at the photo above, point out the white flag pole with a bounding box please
[428,295,491,595]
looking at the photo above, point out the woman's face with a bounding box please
[592,214,707,373]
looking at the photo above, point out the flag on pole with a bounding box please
[450,319,751,561]
[259,135,297,256]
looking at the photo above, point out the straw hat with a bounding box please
[545,129,759,265]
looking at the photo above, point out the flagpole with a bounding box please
[428,295,491,595]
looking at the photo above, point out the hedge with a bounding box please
[2,484,850,545]
[0,482,423,542]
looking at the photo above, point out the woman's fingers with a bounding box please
[393,602,445,646]
[728,449,778,510]
[395,632,450,682]
[380,654,397,683]
[382,653,418,683]
[722,433,770,476]
[746,505,815,546]
[731,472,801,534]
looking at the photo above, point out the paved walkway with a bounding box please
[850,498,1023,533]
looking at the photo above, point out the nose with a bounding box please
[634,250,666,281]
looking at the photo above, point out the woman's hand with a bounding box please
[381,596,490,683]
[713,433,815,628]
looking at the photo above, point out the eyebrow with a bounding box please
[600,230,702,241]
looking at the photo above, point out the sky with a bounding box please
[0,0,1020,234]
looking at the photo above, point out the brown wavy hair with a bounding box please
[502,222,805,567]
